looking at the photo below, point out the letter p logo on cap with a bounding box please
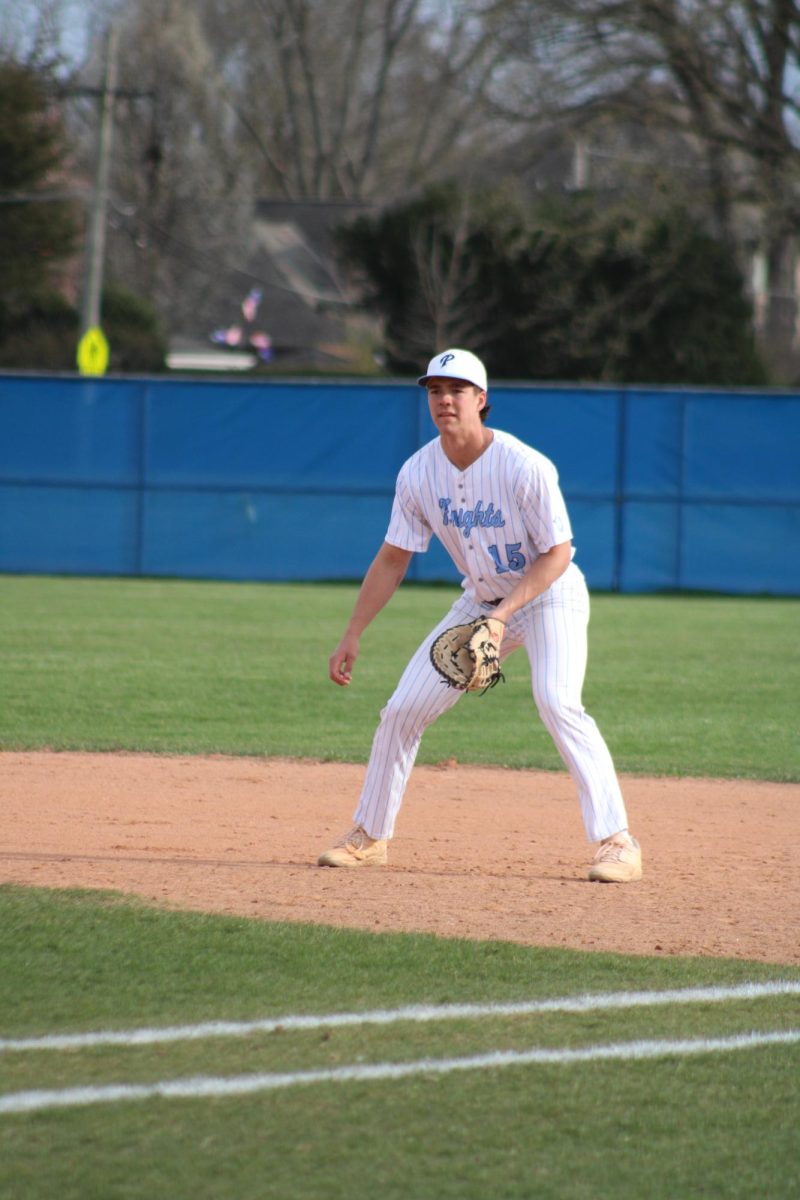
[418,348,488,391]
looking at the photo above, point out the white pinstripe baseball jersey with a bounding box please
[385,429,574,602]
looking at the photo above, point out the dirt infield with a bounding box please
[2,751,798,965]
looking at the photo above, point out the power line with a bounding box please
[0,189,89,204]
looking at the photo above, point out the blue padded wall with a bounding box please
[1,374,798,594]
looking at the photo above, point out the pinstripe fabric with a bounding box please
[513,567,627,842]
[354,429,629,845]
[386,431,573,605]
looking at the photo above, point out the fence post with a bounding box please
[612,388,627,592]
[135,380,149,577]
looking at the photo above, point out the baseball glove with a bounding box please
[430,617,506,693]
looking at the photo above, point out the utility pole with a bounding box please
[77,25,118,371]
[71,27,153,374]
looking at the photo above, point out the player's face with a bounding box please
[426,377,486,434]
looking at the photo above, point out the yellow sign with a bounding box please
[77,326,110,376]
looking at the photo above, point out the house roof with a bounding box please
[172,199,377,369]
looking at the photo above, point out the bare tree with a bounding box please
[67,0,256,334]
[488,0,800,363]
[44,0,518,344]
[398,198,488,360]
[198,0,513,200]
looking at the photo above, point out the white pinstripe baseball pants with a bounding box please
[353,563,629,844]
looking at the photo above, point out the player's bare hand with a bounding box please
[329,634,359,686]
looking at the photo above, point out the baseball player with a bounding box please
[320,349,642,883]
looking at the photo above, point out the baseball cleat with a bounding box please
[317,825,388,868]
[588,833,643,883]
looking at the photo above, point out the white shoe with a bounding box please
[317,826,388,868]
[588,834,643,883]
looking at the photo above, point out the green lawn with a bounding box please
[1,574,797,779]
[0,887,797,1200]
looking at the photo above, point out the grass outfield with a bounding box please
[0,573,798,780]
[0,887,798,1200]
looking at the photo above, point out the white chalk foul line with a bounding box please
[1,979,798,1055]
[1,1029,798,1115]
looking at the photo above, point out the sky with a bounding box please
[3,1,110,73]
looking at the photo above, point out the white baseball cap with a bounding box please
[418,348,488,391]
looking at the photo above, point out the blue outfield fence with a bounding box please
[1,373,798,594]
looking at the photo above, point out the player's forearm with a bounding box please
[492,541,572,622]
[346,545,412,636]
